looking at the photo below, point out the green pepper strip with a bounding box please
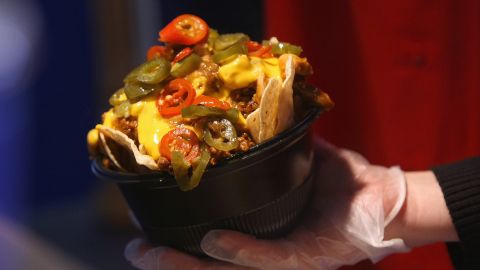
[212,42,248,64]
[224,108,240,124]
[124,58,171,85]
[124,81,158,100]
[207,28,219,50]
[189,146,211,191]
[171,150,191,191]
[182,105,239,124]
[204,119,239,151]
[171,147,211,191]
[171,53,202,78]
[263,41,303,56]
[214,33,249,51]
[137,58,171,84]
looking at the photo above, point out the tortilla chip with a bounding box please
[259,78,282,141]
[98,131,124,170]
[254,72,265,104]
[247,77,281,142]
[246,109,261,143]
[246,55,296,143]
[96,124,159,170]
[274,55,295,134]
[279,54,313,77]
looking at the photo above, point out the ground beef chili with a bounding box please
[199,57,219,83]
[113,117,138,144]
[237,132,255,151]
[230,87,258,115]
[208,131,255,165]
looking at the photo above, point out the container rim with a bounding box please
[92,106,324,184]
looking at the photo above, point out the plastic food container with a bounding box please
[91,107,323,255]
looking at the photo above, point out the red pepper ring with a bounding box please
[246,41,262,52]
[157,78,196,117]
[160,127,200,163]
[193,95,231,110]
[159,14,209,45]
[247,41,273,58]
[249,45,272,58]
[172,47,193,64]
[147,45,172,60]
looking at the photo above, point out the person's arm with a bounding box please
[434,157,480,268]
[386,157,480,269]
[385,171,459,247]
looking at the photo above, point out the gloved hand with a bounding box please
[125,138,410,270]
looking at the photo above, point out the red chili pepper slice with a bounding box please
[172,47,193,64]
[193,95,231,110]
[147,45,172,60]
[246,41,262,52]
[246,41,273,58]
[159,14,209,45]
[160,127,200,163]
[249,45,272,58]
[157,78,196,117]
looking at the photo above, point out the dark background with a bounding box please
[0,0,262,269]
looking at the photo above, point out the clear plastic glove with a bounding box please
[125,138,410,270]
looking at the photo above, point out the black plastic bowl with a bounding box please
[92,107,323,255]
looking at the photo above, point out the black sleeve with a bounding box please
[432,157,480,270]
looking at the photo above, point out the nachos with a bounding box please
[87,14,333,191]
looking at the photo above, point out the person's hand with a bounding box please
[125,138,410,270]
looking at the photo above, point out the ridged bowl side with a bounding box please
[141,173,313,255]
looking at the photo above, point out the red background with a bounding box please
[265,0,480,269]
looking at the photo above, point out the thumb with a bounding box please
[124,238,152,269]
[201,230,298,270]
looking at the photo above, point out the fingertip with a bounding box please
[201,230,228,258]
[201,230,244,261]
[125,238,145,262]
[124,238,152,269]
[142,246,170,269]
[201,230,291,269]
[143,246,214,270]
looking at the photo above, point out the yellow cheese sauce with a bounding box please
[187,74,208,96]
[102,110,116,128]
[86,129,99,148]
[136,96,172,160]
[98,97,173,161]
[218,55,281,89]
